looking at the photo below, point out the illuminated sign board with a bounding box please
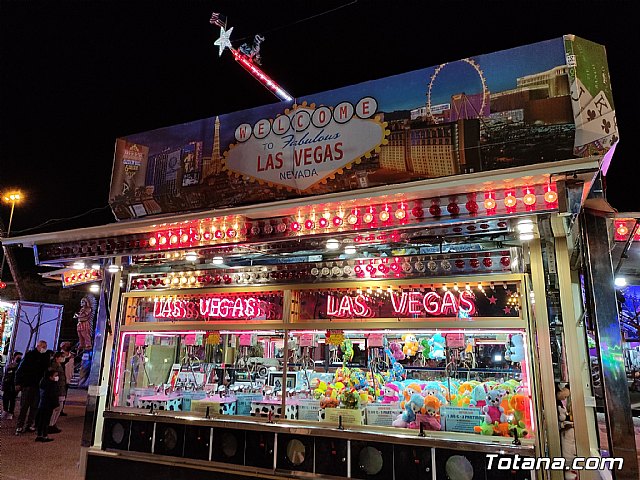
[150,292,283,321]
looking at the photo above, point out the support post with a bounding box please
[582,210,639,479]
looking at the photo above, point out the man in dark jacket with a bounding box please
[34,368,60,442]
[15,340,50,434]
[1,351,23,419]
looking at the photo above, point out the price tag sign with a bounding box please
[184,334,197,345]
[446,333,465,348]
[207,331,221,345]
[326,329,345,346]
[135,335,146,346]
[299,333,316,347]
[366,333,384,347]
[239,333,256,347]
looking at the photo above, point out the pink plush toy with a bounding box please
[389,342,405,361]
[382,383,400,403]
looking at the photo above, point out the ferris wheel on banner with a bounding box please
[426,58,489,124]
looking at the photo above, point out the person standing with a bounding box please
[34,368,60,442]
[14,340,50,434]
[58,342,75,416]
[47,352,66,433]
[1,351,23,419]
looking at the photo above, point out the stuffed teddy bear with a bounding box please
[469,383,489,408]
[423,381,448,405]
[508,334,525,363]
[389,342,405,361]
[483,389,507,424]
[402,333,419,358]
[401,383,423,408]
[427,333,446,360]
[382,382,400,403]
[509,393,530,427]
[392,393,424,427]
[421,395,442,431]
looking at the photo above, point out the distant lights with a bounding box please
[326,238,340,250]
[615,277,627,287]
[148,237,157,247]
[484,194,496,211]
[347,213,359,225]
[522,190,537,206]
[291,221,301,232]
[304,219,315,230]
[344,245,356,255]
[169,234,179,245]
[616,224,629,236]
[504,193,517,209]
[318,217,329,228]
[91,263,101,270]
[332,216,343,227]
[107,264,121,274]
[184,252,198,262]
[394,208,406,220]
[519,233,534,241]
[211,256,224,265]
[72,261,86,270]
[89,284,100,293]
[379,210,390,222]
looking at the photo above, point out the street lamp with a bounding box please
[1,190,24,284]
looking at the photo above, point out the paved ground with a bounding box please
[0,388,86,480]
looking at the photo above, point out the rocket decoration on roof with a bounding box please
[210,12,293,102]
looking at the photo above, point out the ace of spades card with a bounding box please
[574,90,618,149]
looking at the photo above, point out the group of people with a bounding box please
[1,339,75,442]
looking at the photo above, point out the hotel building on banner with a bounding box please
[5,35,637,480]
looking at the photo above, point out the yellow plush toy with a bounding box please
[402,334,419,357]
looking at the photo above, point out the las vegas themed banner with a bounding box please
[109,36,617,220]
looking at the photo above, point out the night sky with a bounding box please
[1,0,637,236]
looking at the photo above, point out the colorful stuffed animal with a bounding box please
[509,394,530,427]
[402,334,419,358]
[473,421,495,435]
[382,383,400,403]
[423,381,448,405]
[508,334,525,363]
[349,369,368,390]
[340,388,360,409]
[419,338,430,360]
[469,383,489,408]
[401,383,423,408]
[483,389,507,424]
[389,342,405,361]
[421,395,442,431]
[392,394,424,427]
[427,333,446,360]
[341,339,354,363]
[313,380,328,399]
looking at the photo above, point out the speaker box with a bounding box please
[435,448,486,480]
[102,419,131,451]
[154,422,185,457]
[315,437,348,478]
[244,431,275,469]
[394,445,432,480]
[276,434,314,473]
[211,428,245,465]
[350,441,394,480]
[128,421,154,453]
[184,425,211,461]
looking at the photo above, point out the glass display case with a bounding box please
[112,278,535,445]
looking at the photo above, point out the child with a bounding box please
[2,351,23,419]
[34,368,60,442]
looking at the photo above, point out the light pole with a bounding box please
[0,190,23,284]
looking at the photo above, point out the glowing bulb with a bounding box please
[516,220,534,234]
[333,216,343,227]
[344,245,356,255]
[184,252,198,262]
[180,233,190,243]
[326,239,340,250]
[89,284,100,293]
[442,285,448,291]
[72,261,85,270]
[394,209,406,220]
[484,196,496,210]
[211,256,224,265]
[172,277,180,285]
[504,194,517,208]
[107,264,120,274]
[148,237,157,247]
[617,224,629,236]
[291,221,301,232]
[318,217,329,228]
[615,277,627,287]
[347,214,358,225]
[363,212,374,224]
[519,233,534,241]
[379,210,390,221]
[170,234,178,245]
[523,192,536,206]
[304,219,315,230]
[180,277,188,284]
[544,188,558,204]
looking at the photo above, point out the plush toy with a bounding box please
[389,342,405,361]
[350,369,368,390]
[392,394,424,427]
[313,380,328,399]
[508,334,525,363]
[382,383,400,403]
[334,367,351,384]
[483,389,507,424]
[458,380,478,395]
[419,338,430,360]
[320,397,339,409]
[401,383,423,408]
[390,362,406,381]
[402,334,419,358]
[340,388,360,409]
[341,339,354,363]
[509,393,530,427]
[421,395,442,431]
[427,333,446,360]
[469,383,489,408]
[473,421,495,435]
[423,381,448,405]
[556,384,572,430]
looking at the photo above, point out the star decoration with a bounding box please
[214,26,234,56]
[505,289,512,296]
[503,306,511,314]
[488,295,497,304]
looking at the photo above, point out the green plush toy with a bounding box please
[340,389,360,409]
[473,421,495,436]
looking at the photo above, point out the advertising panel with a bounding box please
[109,36,616,220]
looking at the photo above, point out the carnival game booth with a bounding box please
[5,36,631,479]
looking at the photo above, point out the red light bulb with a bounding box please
[318,217,329,228]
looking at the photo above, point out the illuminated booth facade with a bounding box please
[6,35,637,480]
